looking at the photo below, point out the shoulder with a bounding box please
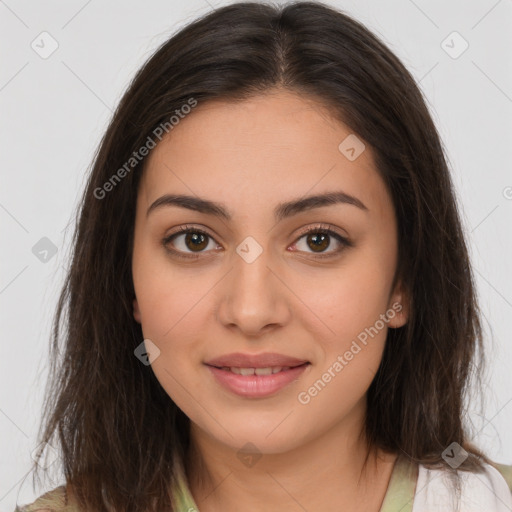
[412,460,512,512]
[13,485,77,512]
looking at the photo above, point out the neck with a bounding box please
[185,400,397,512]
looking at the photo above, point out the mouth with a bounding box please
[208,363,308,376]
[204,355,311,398]
[204,351,310,369]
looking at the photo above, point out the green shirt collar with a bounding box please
[379,454,418,512]
[175,454,418,512]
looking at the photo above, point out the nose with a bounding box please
[215,244,291,337]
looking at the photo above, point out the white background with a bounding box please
[1,0,511,510]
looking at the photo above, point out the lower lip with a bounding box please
[206,364,310,398]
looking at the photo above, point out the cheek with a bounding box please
[136,276,213,358]
[133,239,208,338]
[295,266,392,422]
[304,255,395,343]
[132,251,219,377]
[134,268,212,413]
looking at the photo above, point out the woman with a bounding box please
[16,2,512,511]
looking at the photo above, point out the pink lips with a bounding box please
[204,352,310,398]
[205,352,309,369]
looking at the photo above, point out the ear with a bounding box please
[386,280,409,329]
[133,297,142,324]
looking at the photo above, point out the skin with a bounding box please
[132,88,409,512]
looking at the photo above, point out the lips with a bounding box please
[205,352,309,369]
[204,352,311,398]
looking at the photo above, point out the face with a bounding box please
[131,89,408,455]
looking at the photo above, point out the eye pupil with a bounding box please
[185,232,208,251]
[307,233,329,252]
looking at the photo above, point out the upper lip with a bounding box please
[205,352,309,368]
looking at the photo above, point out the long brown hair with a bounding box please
[32,2,491,510]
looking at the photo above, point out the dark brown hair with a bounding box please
[31,1,491,511]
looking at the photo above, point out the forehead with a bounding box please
[139,90,392,220]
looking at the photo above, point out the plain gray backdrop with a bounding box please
[1,0,511,510]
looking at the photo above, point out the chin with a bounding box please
[195,415,310,456]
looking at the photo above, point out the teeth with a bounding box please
[255,367,273,376]
[224,366,292,375]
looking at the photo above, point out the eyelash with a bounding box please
[162,224,352,260]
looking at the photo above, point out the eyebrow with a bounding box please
[146,190,368,221]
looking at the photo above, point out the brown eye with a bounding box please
[306,232,330,252]
[163,226,218,257]
[183,232,209,251]
[293,227,351,258]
